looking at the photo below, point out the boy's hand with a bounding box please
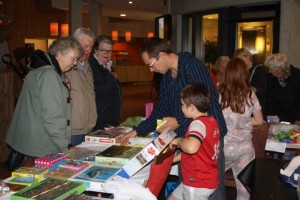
[169,138,179,150]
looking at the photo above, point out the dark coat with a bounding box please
[265,65,300,123]
[89,56,122,130]
[249,64,270,117]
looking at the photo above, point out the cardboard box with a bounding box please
[85,127,132,145]
[10,167,48,185]
[117,129,176,178]
[69,164,121,192]
[95,145,143,166]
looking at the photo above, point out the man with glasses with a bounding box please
[122,37,227,200]
[89,35,122,131]
[65,28,97,146]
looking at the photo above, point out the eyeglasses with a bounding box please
[147,55,159,67]
[97,49,113,54]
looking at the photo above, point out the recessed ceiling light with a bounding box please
[129,1,133,4]
[120,14,126,17]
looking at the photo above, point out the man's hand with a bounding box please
[157,117,179,133]
[121,130,138,145]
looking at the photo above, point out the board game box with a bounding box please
[59,160,89,172]
[44,166,79,180]
[95,145,143,166]
[85,126,132,145]
[117,129,176,178]
[11,178,86,200]
[35,153,68,170]
[66,147,99,163]
[70,165,121,192]
[11,167,48,181]
[9,167,48,186]
[9,176,39,186]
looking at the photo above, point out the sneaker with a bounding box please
[279,169,298,187]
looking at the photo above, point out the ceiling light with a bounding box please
[120,14,126,17]
[129,1,133,4]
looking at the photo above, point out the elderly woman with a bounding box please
[6,36,83,170]
[89,35,122,131]
[264,53,300,124]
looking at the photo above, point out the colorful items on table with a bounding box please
[35,153,68,171]
[274,129,300,143]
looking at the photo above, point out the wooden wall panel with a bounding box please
[3,0,68,54]
[0,70,14,161]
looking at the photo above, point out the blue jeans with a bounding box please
[70,134,86,146]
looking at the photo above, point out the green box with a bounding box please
[11,178,86,200]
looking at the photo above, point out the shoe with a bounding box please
[279,169,298,187]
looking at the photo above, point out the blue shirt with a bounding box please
[136,52,227,138]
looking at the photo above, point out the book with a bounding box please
[85,126,132,145]
[70,165,121,192]
[95,145,143,166]
[11,178,86,200]
[9,166,48,185]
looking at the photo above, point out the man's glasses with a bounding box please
[147,55,159,67]
[98,49,113,54]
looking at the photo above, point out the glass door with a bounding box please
[236,21,273,65]
[202,14,219,69]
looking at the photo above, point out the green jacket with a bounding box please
[6,52,71,157]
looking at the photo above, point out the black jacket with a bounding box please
[89,56,122,130]
[265,65,300,123]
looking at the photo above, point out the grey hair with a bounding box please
[48,36,84,57]
[264,53,290,71]
[73,28,95,41]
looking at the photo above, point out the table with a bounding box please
[238,158,298,200]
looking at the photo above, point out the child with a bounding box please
[168,83,220,200]
[218,57,263,200]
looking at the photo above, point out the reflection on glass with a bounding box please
[237,21,273,65]
[159,18,164,39]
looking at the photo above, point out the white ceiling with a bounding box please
[52,0,166,21]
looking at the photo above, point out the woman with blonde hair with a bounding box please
[215,56,230,86]
[218,57,263,200]
[264,53,300,124]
